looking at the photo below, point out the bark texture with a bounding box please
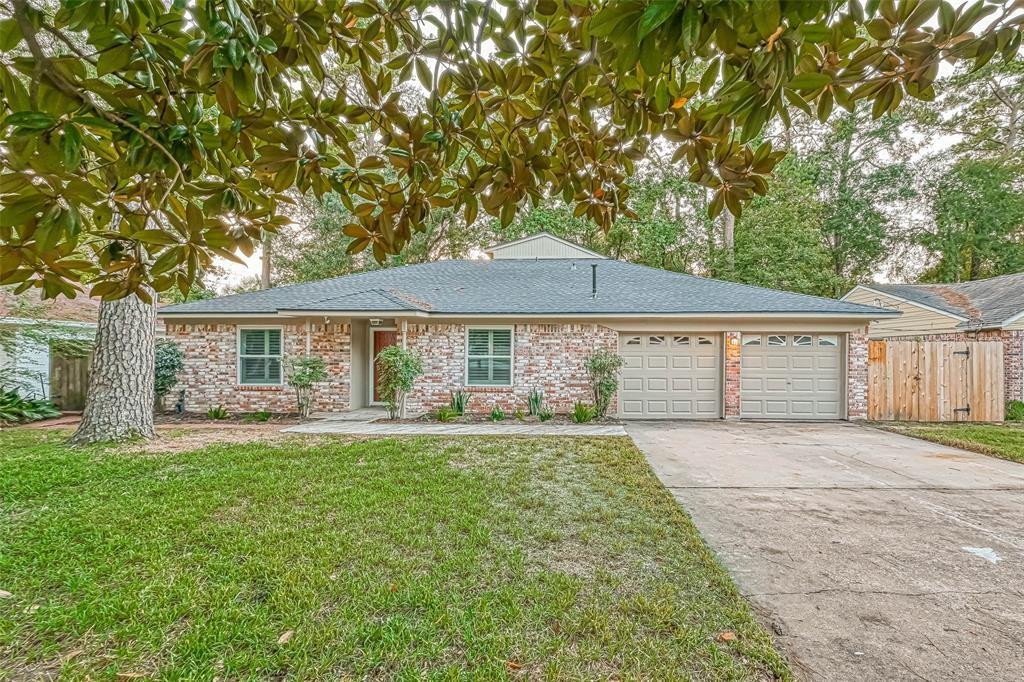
[69,292,156,444]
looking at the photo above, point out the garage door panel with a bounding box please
[619,332,721,419]
[672,356,693,369]
[623,355,642,369]
[741,333,843,419]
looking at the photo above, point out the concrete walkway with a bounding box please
[629,420,1024,681]
[283,419,625,436]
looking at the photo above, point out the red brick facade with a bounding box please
[846,329,869,419]
[164,322,351,414]
[165,320,873,419]
[883,329,1023,404]
[723,331,742,418]
[401,322,619,414]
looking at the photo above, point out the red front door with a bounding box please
[372,330,398,402]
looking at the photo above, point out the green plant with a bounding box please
[490,406,506,422]
[571,403,597,424]
[585,349,624,418]
[244,410,271,423]
[527,389,544,416]
[207,405,229,420]
[538,407,555,423]
[449,390,470,416]
[0,389,61,424]
[1007,400,1024,422]
[375,347,423,419]
[434,406,458,423]
[154,339,184,409]
[286,356,329,419]
[514,409,525,421]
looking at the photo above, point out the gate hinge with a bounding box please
[953,350,970,357]
[954,406,971,414]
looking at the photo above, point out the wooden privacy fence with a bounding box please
[49,345,94,411]
[868,340,1004,422]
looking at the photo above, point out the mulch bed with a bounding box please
[395,413,621,426]
[155,412,302,426]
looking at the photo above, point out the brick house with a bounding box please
[843,273,1024,404]
[159,233,897,419]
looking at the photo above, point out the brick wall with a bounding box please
[402,323,619,414]
[164,322,351,414]
[884,329,1023,403]
[724,332,741,418]
[847,329,869,420]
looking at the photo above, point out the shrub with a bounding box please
[376,346,423,419]
[287,356,328,419]
[538,407,554,422]
[434,406,458,422]
[0,389,60,424]
[527,389,544,416]
[449,390,470,415]
[514,409,525,421]
[207,405,229,420]
[1007,400,1024,421]
[490,405,506,421]
[154,339,184,409]
[585,349,624,418]
[571,402,596,423]
[244,410,272,423]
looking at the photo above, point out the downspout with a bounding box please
[305,320,312,355]
[401,319,408,349]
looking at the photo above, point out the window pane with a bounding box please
[648,335,665,346]
[467,358,490,384]
[266,329,281,355]
[794,335,812,347]
[491,329,512,356]
[468,329,490,356]
[625,336,641,346]
[491,357,511,384]
[697,336,713,345]
[819,335,838,347]
[242,329,267,355]
[768,335,787,346]
[672,336,690,346]
[742,335,761,346]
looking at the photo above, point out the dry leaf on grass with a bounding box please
[716,631,737,642]
[0,589,12,599]
[277,630,294,645]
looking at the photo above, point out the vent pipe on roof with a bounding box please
[592,264,598,299]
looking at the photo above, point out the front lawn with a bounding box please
[0,430,788,680]
[881,422,1024,464]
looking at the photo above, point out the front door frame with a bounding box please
[368,325,397,405]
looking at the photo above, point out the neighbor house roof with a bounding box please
[0,287,100,324]
[160,259,895,319]
[862,272,1024,329]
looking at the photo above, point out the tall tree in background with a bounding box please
[913,55,1023,281]
[805,106,915,293]
[918,159,1024,282]
[2,0,1017,442]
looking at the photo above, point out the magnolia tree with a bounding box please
[1,0,1020,442]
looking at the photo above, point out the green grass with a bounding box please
[0,429,788,680]
[882,422,1024,464]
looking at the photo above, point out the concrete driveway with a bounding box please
[628,421,1024,681]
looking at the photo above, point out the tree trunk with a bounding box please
[69,292,156,444]
[722,210,735,273]
[261,233,272,289]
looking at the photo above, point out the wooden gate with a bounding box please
[867,340,1004,422]
[49,345,94,411]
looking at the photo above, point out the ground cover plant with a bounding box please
[883,422,1024,465]
[0,429,788,680]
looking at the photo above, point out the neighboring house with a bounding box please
[842,272,1024,403]
[159,233,897,420]
[0,289,99,407]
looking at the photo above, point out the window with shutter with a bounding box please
[466,328,513,386]
[238,328,283,385]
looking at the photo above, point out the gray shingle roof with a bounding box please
[161,259,894,317]
[868,272,1024,328]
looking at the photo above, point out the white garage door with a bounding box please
[740,333,843,419]
[619,333,721,418]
